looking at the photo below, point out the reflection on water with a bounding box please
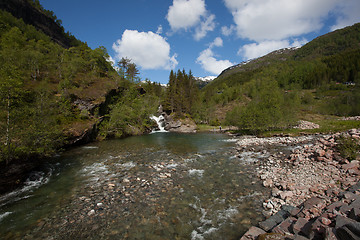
[0,133,268,239]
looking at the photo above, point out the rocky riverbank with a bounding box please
[237,129,360,239]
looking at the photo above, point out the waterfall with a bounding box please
[150,115,167,133]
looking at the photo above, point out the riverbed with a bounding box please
[0,133,269,239]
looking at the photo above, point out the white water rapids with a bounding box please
[150,115,168,133]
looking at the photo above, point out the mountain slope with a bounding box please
[0,0,77,48]
[204,23,360,93]
[199,22,360,127]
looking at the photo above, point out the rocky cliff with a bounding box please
[0,0,71,48]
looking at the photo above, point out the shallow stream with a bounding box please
[0,133,269,239]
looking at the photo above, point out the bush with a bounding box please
[337,135,360,161]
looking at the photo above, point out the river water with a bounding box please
[0,133,269,239]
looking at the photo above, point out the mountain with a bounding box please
[195,76,217,82]
[199,22,360,128]
[194,76,217,89]
[0,0,79,48]
[218,47,297,79]
[204,23,360,93]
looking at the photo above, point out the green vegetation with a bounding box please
[1,0,360,167]
[0,7,161,165]
[162,69,199,117]
[337,135,360,161]
[195,23,360,134]
[100,82,162,138]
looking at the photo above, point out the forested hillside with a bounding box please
[0,1,162,170]
[197,23,360,132]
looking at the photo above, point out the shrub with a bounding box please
[337,135,360,161]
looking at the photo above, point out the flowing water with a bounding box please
[0,133,269,240]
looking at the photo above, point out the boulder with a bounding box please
[292,218,312,236]
[163,114,197,133]
[240,226,266,240]
[342,161,359,171]
[259,210,290,231]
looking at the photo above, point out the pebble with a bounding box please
[87,210,95,216]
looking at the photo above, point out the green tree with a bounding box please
[226,78,297,133]
[117,57,131,79]
[0,27,26,164]
[126,63,140,82]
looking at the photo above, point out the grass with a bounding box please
[261,119,360,137]
[196,124,236,132]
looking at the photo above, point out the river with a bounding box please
[0,132,269,239]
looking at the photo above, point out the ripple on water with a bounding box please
[0,169,52,208]
[80,162,111,183]
[221,139,238,143]
[237,151,269,163]
[188,169,205,178]
[82,146,99,149]
[0,212,12,223]
[190,198,241,240]
[116,161,136,170]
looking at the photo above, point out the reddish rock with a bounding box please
[279,182,287,190]
[309,218,327,239]
[339,204,352,215]
[240,226,266,240]
[287,183,296,191]
[324,227,337,240]
[293,235,310,240]
[309,186,319,193]
[317,149,326,157]
[344,192,357,201]
[302,197,326,211]
[290,207,301,217]
[272,188,281,197]
[342,161,359,171]
[273,217,296,234]
[349,207,360,221]
[349,198,360,210]
[348,168,360,176]
[325,150,333,159]
[280,191,294,200]
[320,217,332,226]
[292,218,311,236]
[263,179,273,187]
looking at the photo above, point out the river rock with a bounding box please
[240,226,266,240]
[87,209,95,216]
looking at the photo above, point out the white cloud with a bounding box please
[167,0,206,31]
[106,55,116,66]
[112,30,178,70]
[210,37,223,48]
[331,0,360,31]
[197,37,234,75]
[167,0,215,40]
[239,39,308,60]
[224,0,340,41]
[156,25,163,35]
[194,14,216,41]
[221,25,236,36]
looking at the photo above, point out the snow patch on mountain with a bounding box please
[194,76,217,82]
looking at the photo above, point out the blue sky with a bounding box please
[40,0,360,84]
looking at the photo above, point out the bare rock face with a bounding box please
[0,0,71,48]
[163,114,197,133]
